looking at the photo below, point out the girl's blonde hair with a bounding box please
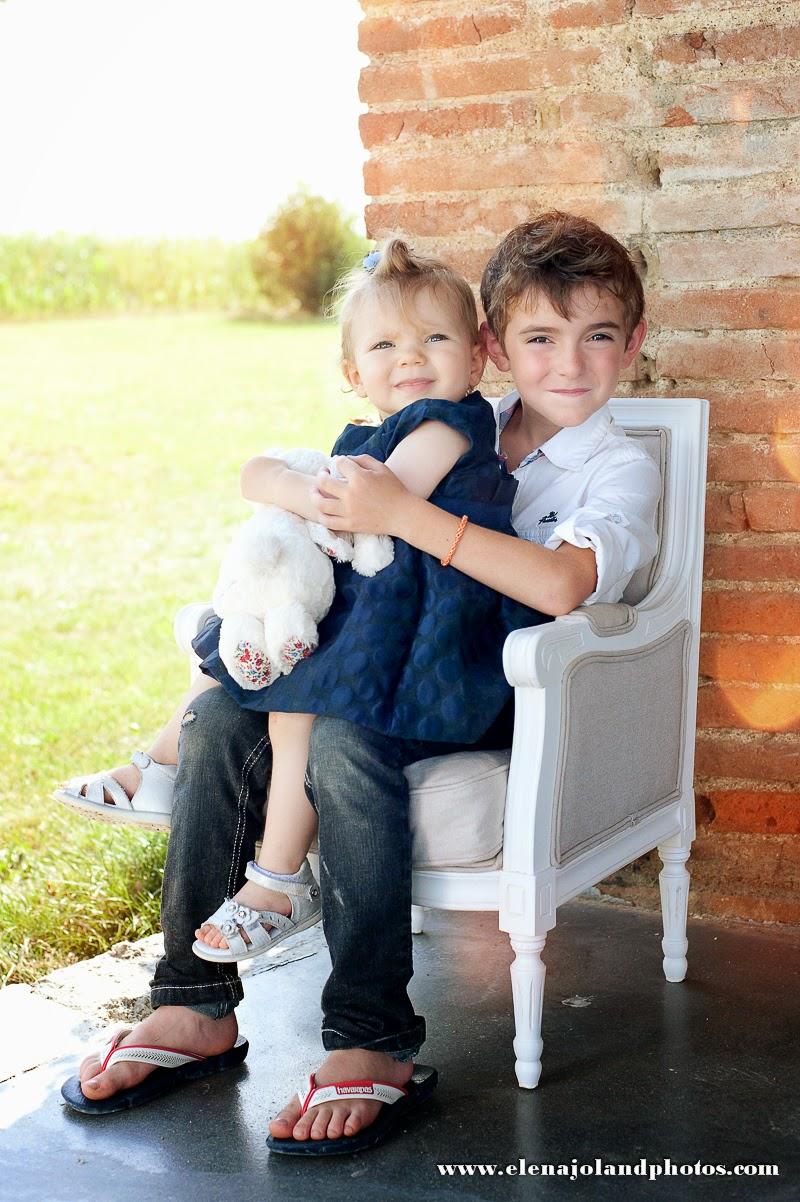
[332,237,480,364]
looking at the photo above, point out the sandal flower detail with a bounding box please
[192,859,321,964]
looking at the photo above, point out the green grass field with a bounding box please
[0,313,353,983]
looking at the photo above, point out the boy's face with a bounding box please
[485,286,646,434]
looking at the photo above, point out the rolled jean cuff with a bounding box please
[187,999,239,1021]
[321,1017,425,1062]
[150,979,243,1014]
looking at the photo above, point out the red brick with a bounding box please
[656,334,800,382]
[364,140,632,196]
[697,682,800,733]
[705,487,748,533]
[700,636,800,685]
[664,79,800,124]
[428,47,601,100]
[559,91,655,127]
[548,0,628,28]
[699,789,800,834]
[359,63,425,104]
[658,235,800,284]
[714,25,800,67]
[687,890,800,925]
[647,182,800,234]
[742,487,800,533]
[654,31,717,66]
[360,98,548,149]
[366,197,518,239]
[657,125,799,185]
[654,25,800,68]
[663,105,695,127]
[704,540,800,582]
[696,728,800,784]
[366,192,642,240]
[605,830,800,905]
[706,387,800,435]
[702,589,800,636]
[649,288,800,332]
[359,112,406,148]
[707,437,800,484]
[359,10,520,56]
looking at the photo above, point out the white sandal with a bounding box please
[192,859,321,963]
[52,750,176,832]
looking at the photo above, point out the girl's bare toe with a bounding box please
[195,923,229,950]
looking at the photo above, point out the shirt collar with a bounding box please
[498,392,613,471]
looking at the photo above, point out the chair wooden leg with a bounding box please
[410,904,425,934]
[509,934,547,1088]
[658,835,691,983]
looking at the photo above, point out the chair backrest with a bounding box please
[618,425,668,605]
[607,398,708,628]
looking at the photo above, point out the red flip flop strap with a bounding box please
[298,1073,408,1115]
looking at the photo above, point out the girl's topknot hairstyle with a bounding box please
[480,210,645,348]
[333,236,480,364]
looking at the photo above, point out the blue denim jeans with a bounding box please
[151,685,512,1057]
[150,687,270,1016]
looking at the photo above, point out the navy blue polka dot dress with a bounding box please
[193,392,551,744]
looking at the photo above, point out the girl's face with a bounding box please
[343,289,484,420]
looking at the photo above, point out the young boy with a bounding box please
[262,210,662,1150]
[71,212,661,1153]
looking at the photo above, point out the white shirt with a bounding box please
[491,393,661,605]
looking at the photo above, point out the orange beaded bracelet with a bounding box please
[440,514,469,567]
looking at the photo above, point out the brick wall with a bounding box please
[358,0,800,923]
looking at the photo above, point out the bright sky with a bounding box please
[0,0,367,240]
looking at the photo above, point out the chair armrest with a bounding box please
[503,576,690,690]
[571,602,636,636]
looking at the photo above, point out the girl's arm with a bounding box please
[381,421,468,498]
[241,421,468,519]
[240,457,323,522]
[311,456,598,617]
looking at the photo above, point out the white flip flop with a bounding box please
[52,750,175,831]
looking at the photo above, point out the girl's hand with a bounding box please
[310,455,411,536]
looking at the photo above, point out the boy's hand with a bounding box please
[312,455,411,537]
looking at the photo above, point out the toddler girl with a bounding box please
[57,239,547,964]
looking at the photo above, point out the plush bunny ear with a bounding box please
[305,521,355,564]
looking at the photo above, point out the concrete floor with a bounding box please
[1,899,798,1202]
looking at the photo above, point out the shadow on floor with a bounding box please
[1,900,798,1201]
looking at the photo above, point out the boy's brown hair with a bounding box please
[480,211,645,348]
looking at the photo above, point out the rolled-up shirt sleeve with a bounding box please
[544,456,661,604]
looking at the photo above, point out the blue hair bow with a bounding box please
[362,251,381,272]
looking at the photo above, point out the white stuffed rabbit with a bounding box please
[212,448,394,689]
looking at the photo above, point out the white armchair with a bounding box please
[176,396,708,1090]
[407,397,708,1087]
